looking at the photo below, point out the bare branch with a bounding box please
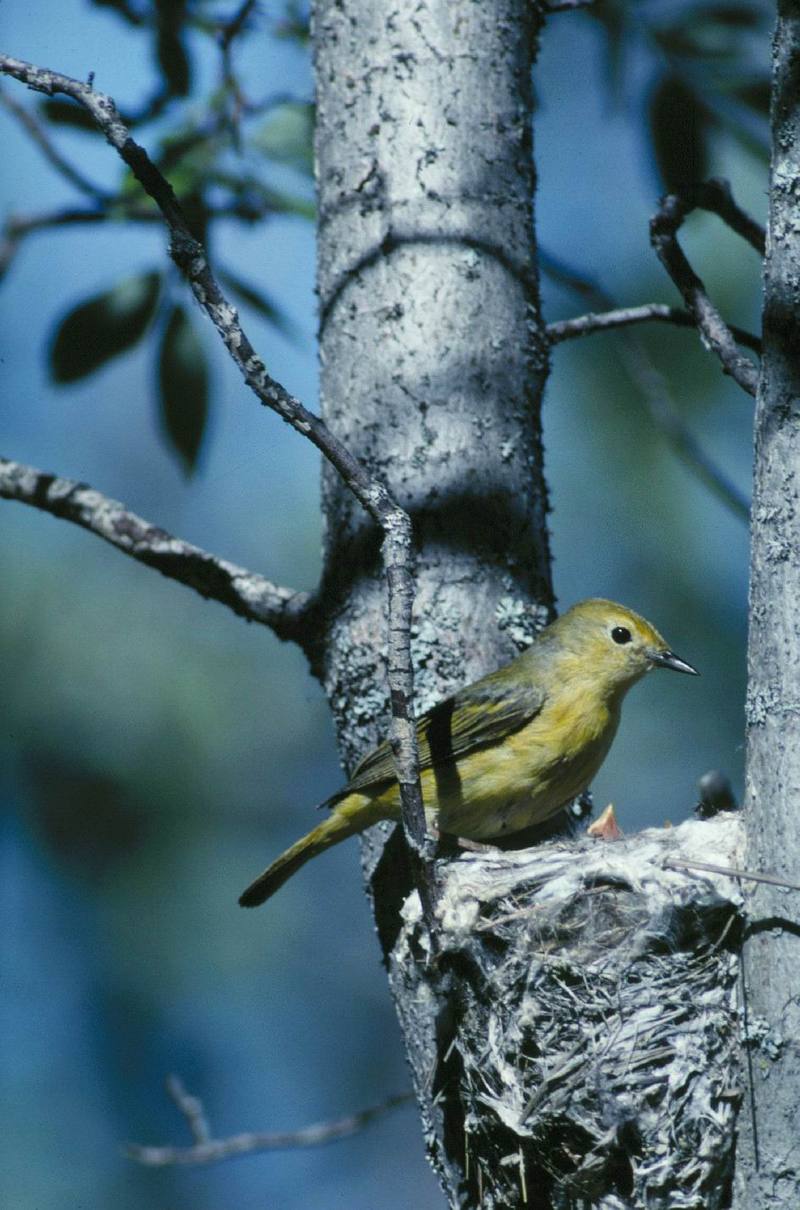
[165,1075,211,1144]
[0,457,312,644]
[547,302,761,355]
[650,179,764,397]
[0,85,110,200]
[0,55,433,918]
[690,176,766,256]
[0,206,160,282]
[126,1075,413,1168]
[542,251,751,521]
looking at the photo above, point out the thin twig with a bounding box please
[166,1075,211,1143]
[126,1080,413,1168]
[664,857,800,894]
[650,179,764,397]
[542,250,751,521]
[0,206,160,282]
[218,0,259,51]
[0,86,111,200]
[0,186,295,281]
[0,54,434,921]
[0,456,312,643]
[546,302,761,355]
[216,0,259,150]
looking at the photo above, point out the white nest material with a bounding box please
[390,814,745,1210]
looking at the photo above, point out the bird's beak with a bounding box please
[651,649,699,676]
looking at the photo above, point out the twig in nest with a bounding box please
[663,857,800,893]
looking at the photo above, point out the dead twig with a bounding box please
[126,1076,413,1168]
[0,456,312,643]
[542,250,751,521]
[546,302,760,355]
[0,85,110,200]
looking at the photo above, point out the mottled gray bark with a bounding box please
[313,4,746,1208]
[313,0,553,767]
[734,5,800,1207]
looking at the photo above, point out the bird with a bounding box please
[239,598,698,907]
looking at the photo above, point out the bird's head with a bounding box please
[546,598,698,699]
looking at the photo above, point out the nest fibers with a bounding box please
[390,813,745,1210]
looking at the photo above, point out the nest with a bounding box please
[390,814,745,1210]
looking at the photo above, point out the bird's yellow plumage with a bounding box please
[239,599,697,906]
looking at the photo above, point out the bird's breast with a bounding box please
[428,689,619,839]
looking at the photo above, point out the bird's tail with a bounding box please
[238,794,388,907]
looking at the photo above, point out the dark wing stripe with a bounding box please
[336,672,546,798]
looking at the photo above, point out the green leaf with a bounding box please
[49,272,161,383]
[254,102,314,177]
[155,0,191,97]
[702,3,762,28]
[157,305,209,474]
[732,77,771,115]
[649,75,710,194]
[275,1,310,45]
[218,268,300,342]
[39,98,102,132]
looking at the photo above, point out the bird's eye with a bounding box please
[611,626,632,645]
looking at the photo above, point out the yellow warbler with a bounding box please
[239,598,697,907]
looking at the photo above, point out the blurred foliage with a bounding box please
[156,303,209,472]
[49,271,161,382]
[4,0,769,470]
[591,0,770,190]
[22,751,147,879]
[5,0,313,473]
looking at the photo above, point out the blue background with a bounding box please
[1,3,763,1207]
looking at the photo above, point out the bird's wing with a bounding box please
[330,670,546,802]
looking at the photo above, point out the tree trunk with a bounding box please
[313,3,746,1207]
[313,0,553,763]
[733,5,800,1207]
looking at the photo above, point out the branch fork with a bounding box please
[0,53,432,922]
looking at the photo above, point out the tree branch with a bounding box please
[0,456,312,643]
[0,54,433,920]
[547,301,761,355]
[542,250,751,521]
[650,179,765,397]
[0,206,160,282]
[0,85,111,200]
[126,1073,412,1168]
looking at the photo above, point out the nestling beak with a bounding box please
[651,649,699,676]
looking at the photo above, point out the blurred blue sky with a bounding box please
[1,3,764,1208]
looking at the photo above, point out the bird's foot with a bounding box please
[587,803,623,841]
